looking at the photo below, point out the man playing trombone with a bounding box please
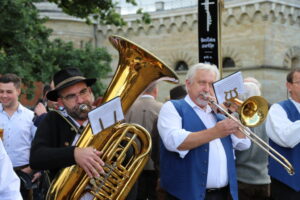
[157,63,250,200]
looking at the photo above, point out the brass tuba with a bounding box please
[46,35,179,200]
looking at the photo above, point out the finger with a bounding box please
[87,161,101,177]
[32,176,37,182]
[90,158,105,174]
[32,174,39,182]
[92,150,105,166]
[83,164,94,178]
[91,167,100,178]
[94,156,105,167]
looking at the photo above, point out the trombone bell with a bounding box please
[229,96,269,128]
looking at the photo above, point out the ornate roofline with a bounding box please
[36,1,300,35]
[224,0,300,25]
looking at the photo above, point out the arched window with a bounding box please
[291,57,300,69]
[223,57,235,68]
[175,61,188,71]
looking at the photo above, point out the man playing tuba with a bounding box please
[30,67,105,189]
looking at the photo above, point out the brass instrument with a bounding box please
[208,95,295,175]
[46,35,179,200]
[228,96,269,127]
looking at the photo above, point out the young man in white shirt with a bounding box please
[0,73,39,199]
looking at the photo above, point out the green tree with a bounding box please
[0,0,111,98]
[46,0,151,25]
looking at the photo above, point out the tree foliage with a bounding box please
[0,0,111,99]
[46,0,151,25]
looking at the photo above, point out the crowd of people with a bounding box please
[0,64,299,200]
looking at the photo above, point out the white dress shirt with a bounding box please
[266,98,300,148]
[0,103,36,167]
[0,139,22,200]
[158,95,250,188]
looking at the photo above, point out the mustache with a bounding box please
[199,92,210,100]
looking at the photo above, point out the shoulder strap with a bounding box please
[52,110,81,134]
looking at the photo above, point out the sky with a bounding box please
[114,0,197,14]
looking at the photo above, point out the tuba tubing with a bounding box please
[46,35,179,200]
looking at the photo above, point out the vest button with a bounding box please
[204,148,208,152]
[64,142,70,146]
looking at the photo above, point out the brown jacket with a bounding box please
[125,95,162,170]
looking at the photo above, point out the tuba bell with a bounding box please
[46,35,179,200]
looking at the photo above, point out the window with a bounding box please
[291,57,300,69]
[223,57,235,68]
[175,61,188,71]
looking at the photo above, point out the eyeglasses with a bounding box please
[60,87,90,102]
[199,81,214,88]
[292,81,300,85]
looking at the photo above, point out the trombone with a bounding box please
[207,95,295,175]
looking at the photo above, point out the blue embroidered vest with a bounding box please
[160,99,238,200]
[269,99,300,191]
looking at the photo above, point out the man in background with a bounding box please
[33,81,59,127]
[235,79,270,200]
[266,68,300,200]
[125,84,162,200]
[0,73,39,199]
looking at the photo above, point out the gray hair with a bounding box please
[186,63,220,83]
[244,77,261,89]
[240,82,261,101]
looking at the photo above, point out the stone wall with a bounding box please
[36,0,300,103]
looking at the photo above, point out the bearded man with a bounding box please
[30,67,105,180]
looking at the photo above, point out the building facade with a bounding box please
[37,0,300,103]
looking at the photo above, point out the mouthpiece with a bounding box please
[79,104,89,113]
[200,93,210,101]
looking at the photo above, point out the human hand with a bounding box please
[32,171,42,182]
[74,147,105,178]
[223,101,239,113]
[34,102,47,116]
[214,118,240,138]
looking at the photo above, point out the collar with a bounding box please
[0,102,23,113]
[185,95,213,114]
[58,108,88,128]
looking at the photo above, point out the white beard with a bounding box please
[195,98,208,107]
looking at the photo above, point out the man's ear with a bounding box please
[286,82,292,93]
[185,79,190,87]
[16,88,21,96]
